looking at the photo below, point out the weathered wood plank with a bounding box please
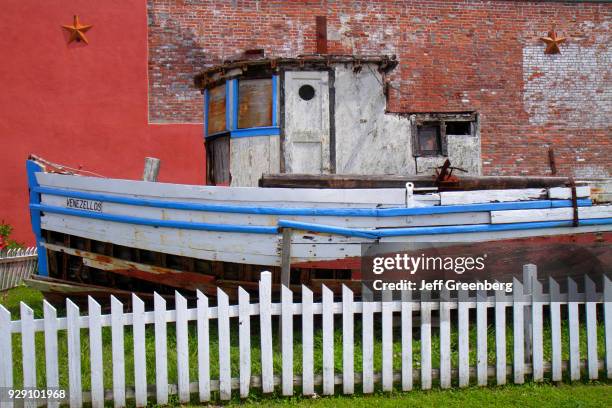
[239,287,251,398]
[401,290,413,391]
[513,278,525,384]
[302,285,314,395]
[20,302,36,408]
[382,290,393,391]
[549,277,562,381]
[420,294,432,390]
[322,285,334,395]
[218,288,231,400]
[88,297,104,408]
[0,306,13,408]
[43,300,59,408]
[568,278,580,381]
[281,285,294,396]
[585,275,598,380]
[66,300,82,407]
[491,205,610,224]
[175,291,190,403]
[531,273,544,382]
[439,289,451,389]
[362,286,375,394]
[342,285,354,394]
[604,275,612,380]
[154,293,168,405]
[458,289,470,387]
[441,188,546,205]
[259,272,274,393]
[111,296,126,407]
[132,294,147,406]
[495,286,507,385]
[476,288,488,386]
[196,290,210,402]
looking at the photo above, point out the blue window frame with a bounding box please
[204,75,279,139]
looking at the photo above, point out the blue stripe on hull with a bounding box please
[33,186,592,217]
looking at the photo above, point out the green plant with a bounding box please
[0,220,24,250]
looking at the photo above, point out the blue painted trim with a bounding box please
[30,203,279,235]
[272,75,278,126]
[278,217,612,238]
[225,81,231,131]
[33,186,592,217]
[26,160,48,276]
[204,89,209,138]
[231,79,239,130]
[231,127,280,138]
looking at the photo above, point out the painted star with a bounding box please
[62,15,93,44]
[540,27,566,55]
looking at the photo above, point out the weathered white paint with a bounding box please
[301,285,314,395]
[196,290,211,402]
[322,285,335,395]
[20,302,36,408]
[239,287,251,398]
[132,294,147,407]
[491,205,612,224]
[523,43,611,129]
[280,285,294,396]
[110,296,125,407]
[284,70,331,174]
[175,291,190,402]
[259,272,274,393]
[342,285,354,394]
[231,135,280,187]
[334,65,415,175]
[381,290,393,391]
[154,293,169,405]
[441,188,546,205]
[43,300,59,408]
[67,300,82,408]
[37,172,412,207]
[217,288,231,400]
[549,278,562,382]
[88,297,104,408]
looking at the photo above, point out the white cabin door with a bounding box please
[283,71,331,174]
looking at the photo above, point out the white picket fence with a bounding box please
[0,247,37,291]
[0,265,611,407]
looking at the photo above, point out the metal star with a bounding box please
[540,25,566,55]
[62,15,93,44]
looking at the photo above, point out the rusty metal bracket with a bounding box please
[568,177,579,227]
[434,159,468,186]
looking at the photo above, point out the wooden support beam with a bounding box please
[143,157,161,182]
[280,228,292,288]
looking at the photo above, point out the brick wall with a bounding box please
[147,0,611,177]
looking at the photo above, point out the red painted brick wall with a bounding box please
[148,0,611,178]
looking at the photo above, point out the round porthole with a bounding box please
[298,84,315,101]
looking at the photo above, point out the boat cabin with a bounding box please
[194,52,482,187]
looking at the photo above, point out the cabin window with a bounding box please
[412,113,476,157]
[415,123,443,156]
[446,121,471,135]
[238,78,273,128]
[206,84,227,135]
[206,134,230,186]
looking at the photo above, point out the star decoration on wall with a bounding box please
[62,15,93,44]
[540,25,566,55]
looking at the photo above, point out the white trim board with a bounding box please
[491,205,612,224]
[440,187,590,206]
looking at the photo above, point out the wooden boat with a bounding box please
[20,54,611,303]
[25,158,612,302]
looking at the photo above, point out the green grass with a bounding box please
[1,286,610,407]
